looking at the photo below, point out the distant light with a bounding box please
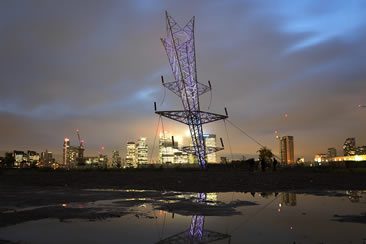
[279,203,282,207]
[62,203,67,207]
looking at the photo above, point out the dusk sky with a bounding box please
[0,0,365,160]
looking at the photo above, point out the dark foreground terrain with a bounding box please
[1,167,365,192]
[0,167,365,233]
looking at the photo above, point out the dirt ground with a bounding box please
[1,167,365,192]
[0,168,365,231]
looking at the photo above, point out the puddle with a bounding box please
[0,190,365,243]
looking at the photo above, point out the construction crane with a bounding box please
[76,129,85,166]
[76,129,84,149]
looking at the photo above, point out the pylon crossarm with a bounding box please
[163,80,211,97]
[155,110,227,125]
[182,146,224,155]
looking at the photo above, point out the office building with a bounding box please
[204,134,217,163]
[62,138,79,168]
[40,150,54,166]
[314,153,327,163]
[13,150,26,168]
[159,132,175,164]
[126,142,137,167]
[111,150,121,168]
[159,132,190,164]
[327,148,337,158]
[343,138,356,156]
[27,150,40,166]
[136,137,148,164]
[280,136,294,164]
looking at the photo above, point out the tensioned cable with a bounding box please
[160,210,167,240]
[160,87,167,106]
[223,119,234,162]
[229,193,280,234]
[226,119,265,148]
[149,116,161,163]
[226,119,281,160]
[207,89,212,110]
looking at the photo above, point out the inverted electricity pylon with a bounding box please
[157,193,231,244]
[155,11,228,168]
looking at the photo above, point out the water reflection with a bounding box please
[0,190,365,243]
[281,193,297,206]
[157,193,231,243]
[346,190,362,202]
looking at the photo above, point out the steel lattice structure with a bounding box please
[155,11,228,168]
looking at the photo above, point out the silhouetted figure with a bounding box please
[273,158,278,171]
[248,159,255,172]
[260,159,266,172]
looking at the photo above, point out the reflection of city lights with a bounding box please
[279,203,282,207]
[290,226,293,230]
[278,208,281,212]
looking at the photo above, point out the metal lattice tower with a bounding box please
[155,11,228,168]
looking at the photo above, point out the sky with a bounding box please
[0,0,365,161]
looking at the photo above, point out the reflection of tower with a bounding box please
[280,136,294,164]
[155,12,227,168]
[281,193,297,206]
[157,193,231,243]
[189,193,206,240]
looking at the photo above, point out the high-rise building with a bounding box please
[204,134,217,163]
[343,138,356,156]
[126,142,137,167]
[111,150,121,168]
[13,150,26,168]
[41,150,54,166]
[159,132,175,164]
[62,138,79,168]
[137,137,148,164]
[280,136,294,164]
[62,138,69,166]
[327,148,337,158]
[27,150,40,166]
[159,132,190,164]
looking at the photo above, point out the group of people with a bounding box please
[260,157,278,172]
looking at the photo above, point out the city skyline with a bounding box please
[0,1,365,160]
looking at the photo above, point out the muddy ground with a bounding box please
[1,167,365,192]
[0,168,365,235]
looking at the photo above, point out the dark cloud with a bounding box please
[0,0,365,160]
